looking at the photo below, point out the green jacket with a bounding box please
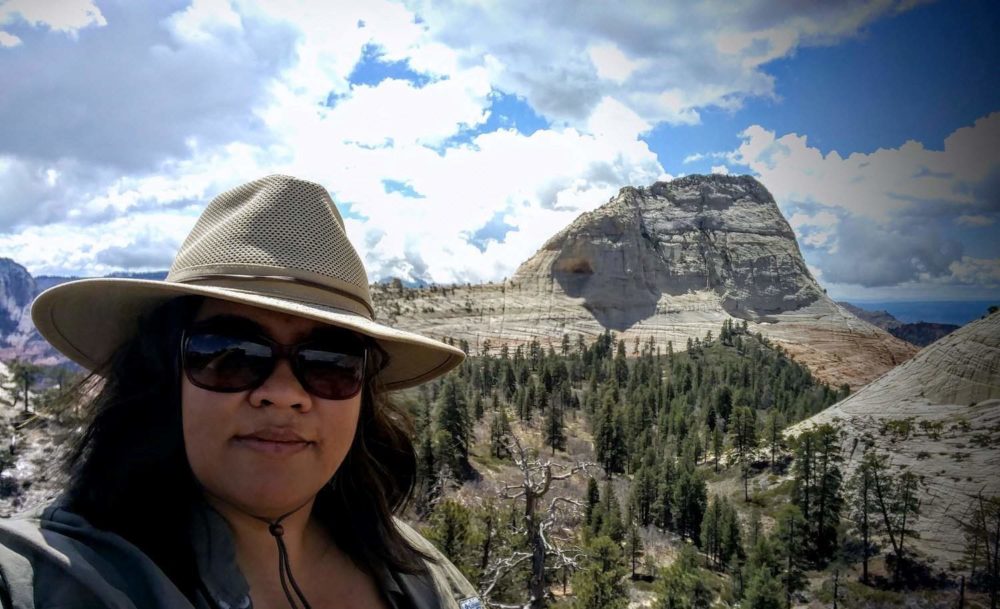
[0,502,482,609]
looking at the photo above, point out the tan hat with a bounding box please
[31,174,464,390]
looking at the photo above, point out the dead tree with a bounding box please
[481,429,593,608]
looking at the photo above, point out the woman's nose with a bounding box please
[248,358,312,411]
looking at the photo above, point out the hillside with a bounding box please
[787,310,1000,564]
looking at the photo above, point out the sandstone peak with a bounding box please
[514,175,823,330]
[368,175,915,389]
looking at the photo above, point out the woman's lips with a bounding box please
[233,429,313,455]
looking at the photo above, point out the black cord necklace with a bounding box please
[250,502,315,609]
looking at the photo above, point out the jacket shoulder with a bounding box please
[392,517,483,609]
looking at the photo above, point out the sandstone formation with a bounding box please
[0,259,57,364]
[786,311,1000,564]
[373,175,915,389]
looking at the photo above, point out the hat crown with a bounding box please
[168,175,372,316]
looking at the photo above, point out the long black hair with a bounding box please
[62,296,430,599]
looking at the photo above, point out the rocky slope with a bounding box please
[374,175,915,389]
[786,311,1000,565]
[0,259,58,364]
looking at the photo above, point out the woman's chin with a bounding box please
[208,482,323,520]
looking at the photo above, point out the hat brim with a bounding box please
[31,278,464,391]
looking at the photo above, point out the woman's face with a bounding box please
[181,299,363,518]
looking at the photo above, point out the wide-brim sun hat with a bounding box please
[31,174,465,390]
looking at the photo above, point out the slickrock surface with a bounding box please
[374,176,915,389]
[787,311,1000,565]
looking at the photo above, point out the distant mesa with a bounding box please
[839,301,959,347]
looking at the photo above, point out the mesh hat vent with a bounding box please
[169,175,371,307]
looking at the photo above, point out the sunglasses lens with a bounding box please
[183,333,273,392]
[297,347,365,400]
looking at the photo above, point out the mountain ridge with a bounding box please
[1,175,915,387]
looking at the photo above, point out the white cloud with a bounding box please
[947,257,1000,286]
[710,164,730,175]
[731,112,1000,222]
[168,0,243,43]
[0,0,106,35]
[406,0,922,127]
[0,30,20,46]
[788,210,839,230]
[717,114,1000,288]
[587,43,643,84]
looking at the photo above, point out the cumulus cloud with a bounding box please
[0,0,106,36]
[731,113,1000,221]
[408,0,923,126]
[0,2,297,170]
[946,257,1000,286]
[719,113,1000,288]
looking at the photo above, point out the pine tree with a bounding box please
[7,358,40,413]
[425,499,475,582]
[729,406,758,501]
[791,424,843,563]
[571,536,629,609]
[594,391,626,477]
[584,477,601,528]
[543,400,566,455]
[743,568,784,609]
[627,521,644,579]
[435,377,470,477]
[959,494,1000,609]
[602,481,626,543]
[762,409,785,469]
[869,453,921,587]
[701,495,723,567]
[654,546,712,609]
[774,504,808,608]
[489,406,511,459]
[846,450,879,584]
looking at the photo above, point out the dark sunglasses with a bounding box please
[180,323,367,400]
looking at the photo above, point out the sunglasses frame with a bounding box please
[180,325,368,400]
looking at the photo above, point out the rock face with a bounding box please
[787,311,1000,564]
[0,259,49,361]
[515,175,823,328]
[375,175,915,389]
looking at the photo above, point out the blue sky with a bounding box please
[0,0,997,301]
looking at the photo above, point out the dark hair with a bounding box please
[62,296,430,599]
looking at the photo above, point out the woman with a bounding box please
[0,175,482,609]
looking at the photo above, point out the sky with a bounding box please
[0,0,997,302]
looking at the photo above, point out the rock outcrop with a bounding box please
[374,175,915,388]
[0,259,54,362]
[787,311,1000,564]
[515,175,823,327]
